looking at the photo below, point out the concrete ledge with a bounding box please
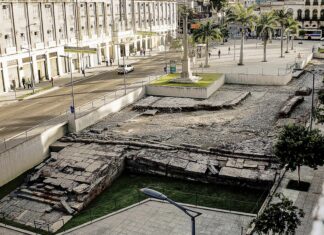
[313,52,324,59]
[69,87,146,132]
[0,122,67,186]
[225,73,292,86]
[146,74,225,99]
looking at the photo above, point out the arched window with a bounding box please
[305,9,310,19]
[321,9,324,19]
[306,0,311,5]
[314,0,319,5]
[322,0,324,5]
[297,9,302,19]
[313,9,318,19]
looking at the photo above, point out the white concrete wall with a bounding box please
[296,53,313,69]
[146,75,225,99]
[70,87,146,132]
[313,52,324,59]
[0,122,67,186]
[225,73,293,86]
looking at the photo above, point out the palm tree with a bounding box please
[226,3,257,65]
[193,21,223,67]
[284,17,299,52]
[257,11,277,62]
[274,9,293,57]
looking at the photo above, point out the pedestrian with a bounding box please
[110,58,113,66]
[22,77,26,89]
[51,77,54,87]
[218,49,221,58]
[82,69,85,77]
[27,79,31,89]
[228,47,231,55]
[208,52,211,58]
[143,50,146,56]
[164,66,167,74]
[106,60,109,67]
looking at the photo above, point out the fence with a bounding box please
[0,74,162,154]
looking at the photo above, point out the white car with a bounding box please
[117,64,134,74]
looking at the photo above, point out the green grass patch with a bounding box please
[318,48,324,53]
[18,85,52,99]
[59,173,268,233]
[151,73,223,88]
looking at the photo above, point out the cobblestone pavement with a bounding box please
[64,200,255,235]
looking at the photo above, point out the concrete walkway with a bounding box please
[273,123,324,235]
[60,200,255,235]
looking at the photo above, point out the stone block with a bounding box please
[226,158,236,167]
[86,162,102,173]
[168,158,189,170]
[219,167,242,178]
[185,162,208,174]
[240,169,259,180]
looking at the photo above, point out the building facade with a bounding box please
[0,0,177,93]
[259,0,324,31]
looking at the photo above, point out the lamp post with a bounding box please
[304,68,322,130]
[115,43,128,95]
[60,55,76,120]
[141,188,202,235]
[24,23,37,94]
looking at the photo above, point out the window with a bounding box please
[297,9,302,19]
[305,9,310,19]
[321,9,324,20]
[314,0,318,5]
[306,0,310,5]
[313,9,318,19]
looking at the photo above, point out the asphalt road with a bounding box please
[0,52,180,140]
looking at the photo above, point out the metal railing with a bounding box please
[0,74,162,154]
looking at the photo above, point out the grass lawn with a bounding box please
[318,48,324,53]
[59,172,268,233]
[150,73,223,88]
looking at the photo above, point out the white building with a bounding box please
[0,0,177,93]
[260,0,324,32]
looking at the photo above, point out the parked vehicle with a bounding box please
[117,64,134,74]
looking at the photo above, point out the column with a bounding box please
[97,44,102,65]
[32,55,39,83]
[45,53,52,79]
[89,54,95,67]
[1,61,10,92]
[125,43,130,57]
[57,51,64,75]
[145,36,148,50]
[104,43,110,62]
[17,58,24,87]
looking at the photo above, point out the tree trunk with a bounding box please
[205,38,209,67]
[298,165,301,185]
[291,36,294,50]
[263,39,267,62]
[239,31,244,65]
[280,26,284,57]
[286,32,289,53]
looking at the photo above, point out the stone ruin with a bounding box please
[0,133,278,233]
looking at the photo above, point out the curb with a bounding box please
[0,223,36,235]
[22,86,60,100]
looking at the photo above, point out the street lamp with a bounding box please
[60,55,76,120]
[23,23,37,93]
[304,68,322,130]
[115,43,128,95]
[140,188,202,235]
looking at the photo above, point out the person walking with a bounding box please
[22,77,26,89]
[164,66,167,74]
[27,79,31,89]
[82,69,85,77]
[51,77,54,87]
[228,47,231,55]
[218,49,221,58]
[106,60,109,67]
[110,58,113,66]
[208,52,211,58]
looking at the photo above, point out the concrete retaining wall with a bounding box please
[0,122,67,186]
[69,87,146,132]
[145,74,225,99]
[225,73,292,86]
[313,52,324,59]
[296,53,313,69]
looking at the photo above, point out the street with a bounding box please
[0,51,179,140]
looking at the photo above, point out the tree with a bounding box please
[226,3,257,65]
[256,11,277,62]
[193,21,223,67]
[274,124,324,184]
[252,193,304,235]
[211,0,229,12]
[284,17,299,53]
[274,9,293,58]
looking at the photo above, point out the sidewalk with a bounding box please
[0,48,162,108]
[272,122,324,235]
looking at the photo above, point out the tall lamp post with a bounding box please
[60,55,76,120]
[141,188,202,235]
[304,68,322,130]
[24,23,37,94]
